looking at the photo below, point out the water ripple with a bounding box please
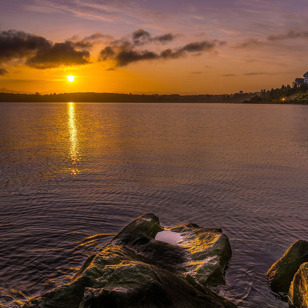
[1,103,308,307]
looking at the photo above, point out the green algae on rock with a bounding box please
[289,262,308,308]
[23,214,236,308]
[168,224,232,287]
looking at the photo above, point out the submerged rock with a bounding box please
[266,240,308,294]
[23,214,235,308]
[289,262,308,308]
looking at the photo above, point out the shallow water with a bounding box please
[0,102,307,307]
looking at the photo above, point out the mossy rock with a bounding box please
[289,262,308,308]
[23,214,236,308]
[266,240,308,294]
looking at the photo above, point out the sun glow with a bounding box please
[67,75,75,82]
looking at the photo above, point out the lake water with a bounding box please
[0,102,307,307]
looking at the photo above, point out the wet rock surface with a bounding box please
[289,262,308,308]
[266,240,308,294]
[23,213,235,308]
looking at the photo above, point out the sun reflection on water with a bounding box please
[68,102,79,174]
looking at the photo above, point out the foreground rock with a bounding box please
[266,240,308,294]
[289,262,308,308]
[23,214,236,308]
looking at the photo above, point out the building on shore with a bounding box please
[293,72,308,86]
[294,78,305,86]
[304,72,308,84]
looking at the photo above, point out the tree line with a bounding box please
[0,91,257,103]
[247,83,308,104]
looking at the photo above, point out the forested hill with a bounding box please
[0,91,256,103]
[246,84,308,104]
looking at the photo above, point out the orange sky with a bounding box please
[0,0,308,94]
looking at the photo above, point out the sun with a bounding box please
[67,75,75,82]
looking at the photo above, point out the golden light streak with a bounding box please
[68,102,79,174]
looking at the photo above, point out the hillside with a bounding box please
[247,84,308,104]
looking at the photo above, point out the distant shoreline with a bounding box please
[1,91,307,104]
[1,101,308,105]
[0,92,257,103]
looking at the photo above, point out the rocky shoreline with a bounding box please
[14,214,308,307]
[23,214,236,308]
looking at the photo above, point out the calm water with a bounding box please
[0,102,307,307]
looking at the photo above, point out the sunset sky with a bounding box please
[0,0,308,94]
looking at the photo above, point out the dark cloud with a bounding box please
[72,32,113,49]
[223,72,274,77]
[154,33,176,43]
[115,50,158,67]
[26,41,90,69]
[267,30,308,41]
[0,68,8,75]
[100,46,116,61]
[160,48,183,59]
[235,38,264,48]
[244,72,270,76]
[132,29,151,45]
[0,30,51,60]
[132,29,176,45]
[84,32,112,41]
[72,41,93,49]
[236,30,308,49]
[181,41,219,52]
[0,30,90,69]
[100,45,158,66]
[1,29,220,71]
[100,35,222,67]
